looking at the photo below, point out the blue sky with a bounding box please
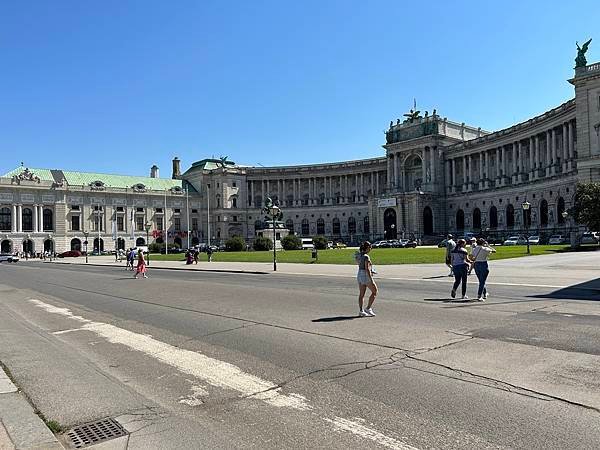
[1,1,598,176]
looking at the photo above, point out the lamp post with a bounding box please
[521,200,531,254]
[145,222,151,266]
[263,197,281,272]
[83,231,89,263]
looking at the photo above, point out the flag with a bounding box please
[111,217,117,241]
[130,210,135,240]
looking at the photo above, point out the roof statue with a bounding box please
[217,156,229,168]
[11,167,41,184]
[403,108,421,123]
[575,38,592,68]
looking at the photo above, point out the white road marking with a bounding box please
[325,416,419,450]
[30,298,418,449]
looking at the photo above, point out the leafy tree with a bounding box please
[253,236,273,251]
[281,234,301,250]
[225,236,245,252]
[312,235,328,250]
[571,183,600,231]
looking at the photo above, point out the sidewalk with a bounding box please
[46,251,600,290]
[0,366,63,450]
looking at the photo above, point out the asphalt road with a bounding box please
[1,261,600,449]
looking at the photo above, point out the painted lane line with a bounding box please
[325,416,419,450]
[30,298,418,450]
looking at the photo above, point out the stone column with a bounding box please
[250,180,255,207]
[387,155,393,189]
[445,160,451,190]
[430,146,436,185]
[517,142,524,183]
[501,146,507,185]
[17,204,22,233]
[535,135,540,179]
[292,179,297,206]
[545,130,551,177]
[551,128,557,175]
[12,204,17,232]
[484,151,490,188]
[529,137,535,179]
[39,205,44,231]
[375,171,379,194]
[370,172,374,197]
[478,152,484,188]
[308,178,312,205]
[562,123,568,173]
[451,159,456,193]
[462,156,467,190]
[33,205,38,233]
[422,148,428,184]
[495,148,501,180]
[511,142,517,184]
[568,120,574,171]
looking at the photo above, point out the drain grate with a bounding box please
[65,418,128,448]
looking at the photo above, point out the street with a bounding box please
[1,258,600,449]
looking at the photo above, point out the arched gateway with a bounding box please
[384,208,397,239]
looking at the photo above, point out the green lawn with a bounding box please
[149,245,568,265]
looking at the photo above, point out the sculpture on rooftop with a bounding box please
[403,108,422,123]
[575,38,592,68]
[11,168,41,185]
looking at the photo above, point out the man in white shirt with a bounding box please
[445,234,456,276]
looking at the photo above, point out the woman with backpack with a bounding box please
[356,241,378,317]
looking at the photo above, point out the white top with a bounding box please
[472,245,494,262]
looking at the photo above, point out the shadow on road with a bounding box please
[527,278,600,301]
[423,298,451,302]
[422,275,451,280]
[312,315,360,322]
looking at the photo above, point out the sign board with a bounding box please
[377,198,397,208]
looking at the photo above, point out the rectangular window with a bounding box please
[155,207,163,213]
[174,218,181,231]
[156,217,163,231]
[192,218,198,231]
[174,208,181,214]
[192,209,198,214]
[136,207,144,212]
[136,216,144,231]
[116,206,124,212]
[93,215,104,231]
[233,182,237,187]
[117,216,124,231]
[93,205,103,211]
[232,215,237,222]
[71,205,80,211]
[71,215,80,231]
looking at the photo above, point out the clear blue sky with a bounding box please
[1,1,598,176]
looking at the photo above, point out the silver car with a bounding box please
[0,254,19,263]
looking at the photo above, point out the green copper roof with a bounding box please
[3,167,182,190]
[190,158,237,170]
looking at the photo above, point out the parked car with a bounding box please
[0,254,19,263]
[437,239,449,248]
[333,241,347,249]
[503,236,527,246]
[403,239,418,248]
[548,235,566,245]
[58,250,82,258]
[527,236,541,245]
[580,232,599,245]
[389,239,402,248]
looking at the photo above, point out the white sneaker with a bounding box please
[359,310,368,317]
[484,292,489,299]
[143,274,148,278]
[461,295,469,300]
[365,308,376,317]
[477,297,485,302]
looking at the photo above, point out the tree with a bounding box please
[571,183,600,231]
[312,235,328,250]
[225,236,245,252]
[281,234,301,250]
[253,236,273,251]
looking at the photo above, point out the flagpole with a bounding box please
[164,189,168,256]
[207,183,211,248]
[186,185,190,249]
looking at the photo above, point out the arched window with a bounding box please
[348,217,356,234]
[540,200,549,226]
[506,204,515,228]
[136,237,145,247]
[93,238,104,252]
[473,208,481,230]
[332,218,341,235]
[456,210,465,231]
[22,208,33,232]
[117,238,126,250]
[286,219,294,232]
[423,207,433,235]
[43,208,53,231]
[363,216,370,234]
[319,193,325,205]
[557,197,566,224]
[301,219,309,235]
[1,240,12,253]
[317,218,325,235]
[232,197,237,208]
[0,207,10,231]
[255,219,263,230]
[216,194,221,208]
[70,238,81,252]
[489,206,498,229]
[44,239,54,252]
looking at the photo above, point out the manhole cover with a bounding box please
[65,418,128,448]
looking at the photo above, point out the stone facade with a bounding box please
[2,56,600,254]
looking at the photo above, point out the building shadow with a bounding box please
[312,315,360,322]
[527,278,600,301]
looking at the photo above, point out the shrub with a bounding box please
[253,236,273,251]
[148,242,164,254]
[225,236,245,252]
[313,235,328,250]
[281,234,301,250]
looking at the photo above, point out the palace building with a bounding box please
[2,53,600,255]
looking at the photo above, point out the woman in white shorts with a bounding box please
[356,241,378,317]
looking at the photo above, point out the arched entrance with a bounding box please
[22,239,34,254]
[135,237,145,247]
[473,208,481,230]
[384,208,397,239]
[70,238,81,252]
[43,239,54,252]
[489,206,498,228]
[93,238,104,252]
[456,210,465,231]
[1,240,12,253]
[423,207,433,235]
[557,197,566,224]
[506,204,515,228]
[540,200,549,226]
[117,238,126,250]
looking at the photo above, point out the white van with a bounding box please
[301,238,314,250]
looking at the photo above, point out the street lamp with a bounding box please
[145,222,152,266]
[263,197,282,272]
[521,200,531,254]
[83,231,89,263]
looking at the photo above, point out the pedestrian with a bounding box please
[185,250,194,265]
[134,250,148,279]
[472,238,496,302]
[445,234,456,276]
[450,239,470,300]
[207,246,213,262]
[356,241,378,317]
[193,249,199,264]
[467,237,477,275]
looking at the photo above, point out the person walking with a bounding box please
[207,246,213,262]
[134,250,148,279]
[467,237,477,275]
[445,234,456,276]
[472,238,496,301]
[193,248,199,264]
[450,239,470,300]
[356,241,378,317]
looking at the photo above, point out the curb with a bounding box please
[44,260,270,275]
